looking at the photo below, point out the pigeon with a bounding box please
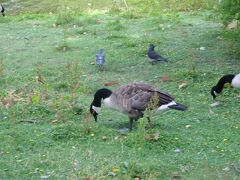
[95,49,105,70]
[147,44,167,64]
[0,4,5,16]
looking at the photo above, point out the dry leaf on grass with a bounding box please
[185,125,191,128]
[178,82,187,89]
[161,75,170,82]
[51,120,58,125]
[104,81,119,86]
[209,109,215,115]
[227,20,238,30]
[0,90,25,108]
[144,131,160,141]
[102,136,107,141]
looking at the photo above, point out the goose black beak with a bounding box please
[93,112,98,122]
[210,87,217,100]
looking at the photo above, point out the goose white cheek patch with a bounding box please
[92,106,101,114]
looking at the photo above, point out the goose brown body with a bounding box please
[90,82,187,130]
[107,82,175,117]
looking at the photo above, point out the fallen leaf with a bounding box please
[114,136,119,140]
[102,136,107,141]
[227,20,238,30]
[171,172,181,179]
[222,167,230,172]
[154,131,160,140]
[185,125,191,128]
[51,120,58,125]
[96,19,101,24]
[161,75,170,82]
[144,131,160,141]
[178,82,187,89]
[112,167,120,173]
[83,177,93,180]
[209,109,215,115]
[104,81,119,86]
[35,74,45,84]
[108,172,116,176]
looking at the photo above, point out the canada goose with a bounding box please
[90,82,187,130]
[0,4,5,16]
[147,44,167,64]
[211,73,240,99]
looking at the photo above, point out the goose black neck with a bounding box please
[149,45,155,51]
[92,88,112,107]
[214,74,235,93]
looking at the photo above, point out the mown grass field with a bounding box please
[0,1,240,179]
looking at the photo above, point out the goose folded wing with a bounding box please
[156,90,175,105]
[130,91,152,110]
[114,83,153,111]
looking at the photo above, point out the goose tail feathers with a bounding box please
[168,103,187,111]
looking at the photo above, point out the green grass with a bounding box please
[0,1,240,179]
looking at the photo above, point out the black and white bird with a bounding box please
[90,82,187,130]
[147,44,167,64]
[211,73,240,99]
[95,49,105,70]
[0,4,5,16]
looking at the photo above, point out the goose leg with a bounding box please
[129,118,134,130]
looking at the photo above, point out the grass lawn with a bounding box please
[0,1,240,179]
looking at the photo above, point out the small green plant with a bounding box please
[75,27,89,35]
[130,117,147,157]
[50,121,83,141]
[64,61,82,105]
[188,49,198,81]
[218,0,240,25]
[56,41,71,52]
[120,9,141,19]
[0,59,4,75]
[55,5,75,26]
[56,30,71,52]
[146,94,159,128]
[107,19,125,31]
[82,111,92,134]
[109,0,123,13]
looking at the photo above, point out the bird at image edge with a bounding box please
[211,73,240,99]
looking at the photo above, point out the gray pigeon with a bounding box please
[147,44,167,64]
[0,4,5,16]
[96,49,105,70]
